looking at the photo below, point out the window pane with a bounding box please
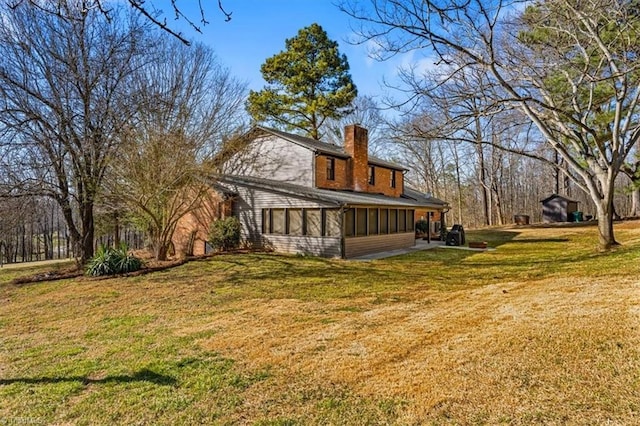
[368,208,378,235]
[326,157,335,180]
[356,208,367,236]
[368,166,375,185]
[399,210,407,232]
[407,210,415,231]
[345,208,355,237]
[380,209,388,234]
[390,170,396,188]
[289,209,303,235]
[325,209,341,237]
[389,209,397,233]
[272,209,285,234]
[306,209,322,236]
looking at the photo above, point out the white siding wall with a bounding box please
[223,135,315,187]
[230,185,342,258]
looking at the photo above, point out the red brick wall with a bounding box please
[172,190,228,257]
[315,155,349,190]
[414,208,444,239]
[367,166,404,197]
[416,209,442,222]
[344,125,369,192]
[314,154,403,197]
[342,124,405,197]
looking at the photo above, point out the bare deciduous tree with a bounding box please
[14,0,232,45]
[107,38,247,260]
[0,1,148,263]
[342,0,640,250]
[324,95,389,155]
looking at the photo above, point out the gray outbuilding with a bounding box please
[541,194,579,223]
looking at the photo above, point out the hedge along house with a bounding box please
[208,124,449,259]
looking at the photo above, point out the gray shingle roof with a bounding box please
[252,126,408,171]
[540,193,579,203]
[216,175,448,209]
[402,187,449,206]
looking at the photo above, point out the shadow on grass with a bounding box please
[463,229,521,247]
[0,368,176,387]
[510,238,570,243]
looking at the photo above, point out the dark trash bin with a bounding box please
[446,231,461,246]
[446,224,465,246]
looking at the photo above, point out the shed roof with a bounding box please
[251,126,409,171]
[540,193,579,203]
[215,175,449,210]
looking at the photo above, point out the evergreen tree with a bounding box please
[247,23,357,140]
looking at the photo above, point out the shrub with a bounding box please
[440,226,448,241]
[209,217,241,251]
[415,219,429,234]
[86,243,142,276]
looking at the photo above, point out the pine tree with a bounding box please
[247,23,357,140]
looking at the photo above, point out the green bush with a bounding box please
[415,219,429,234]
[440,226,448,241]
[209,217,241,251]
[86,243,142,276]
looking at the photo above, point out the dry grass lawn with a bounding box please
[1,222,640,424]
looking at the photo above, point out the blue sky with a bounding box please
[151,1,433,100]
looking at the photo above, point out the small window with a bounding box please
[272,209,285,234]
[326,157,335,181]
[325,209,341,237]
[380,209,389,234]
[399,210,407,232]
[368,165,375,185]
[356,208,367,236]
[368,208,378,235]
[306,209,322,236]
[390,170,396,188]
[389,209,398,233]
[345,208,356,237]
[407,210,415,231]
[288,209,303,236]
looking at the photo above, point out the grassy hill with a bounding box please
[1,222,639,424]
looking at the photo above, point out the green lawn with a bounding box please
[1,222,640,424]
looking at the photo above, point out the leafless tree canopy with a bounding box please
[11,0,232,45]
[107,38,247,260]
[0,1,150,262]
[342,0,640,250]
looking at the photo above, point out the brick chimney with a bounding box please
[344,124,368,191]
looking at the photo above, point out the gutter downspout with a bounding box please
[340,203,347,259]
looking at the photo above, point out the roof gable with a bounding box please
[250,126,408,171]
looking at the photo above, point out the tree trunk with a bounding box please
[80,203,95,264]
[114,212,121,248]
[595,198,619,251]
[630,188,640,217]
[475,117,490,226]
[452,143,463,226]
[154,241,170,261]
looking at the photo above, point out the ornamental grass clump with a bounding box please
[86,243,142,276]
